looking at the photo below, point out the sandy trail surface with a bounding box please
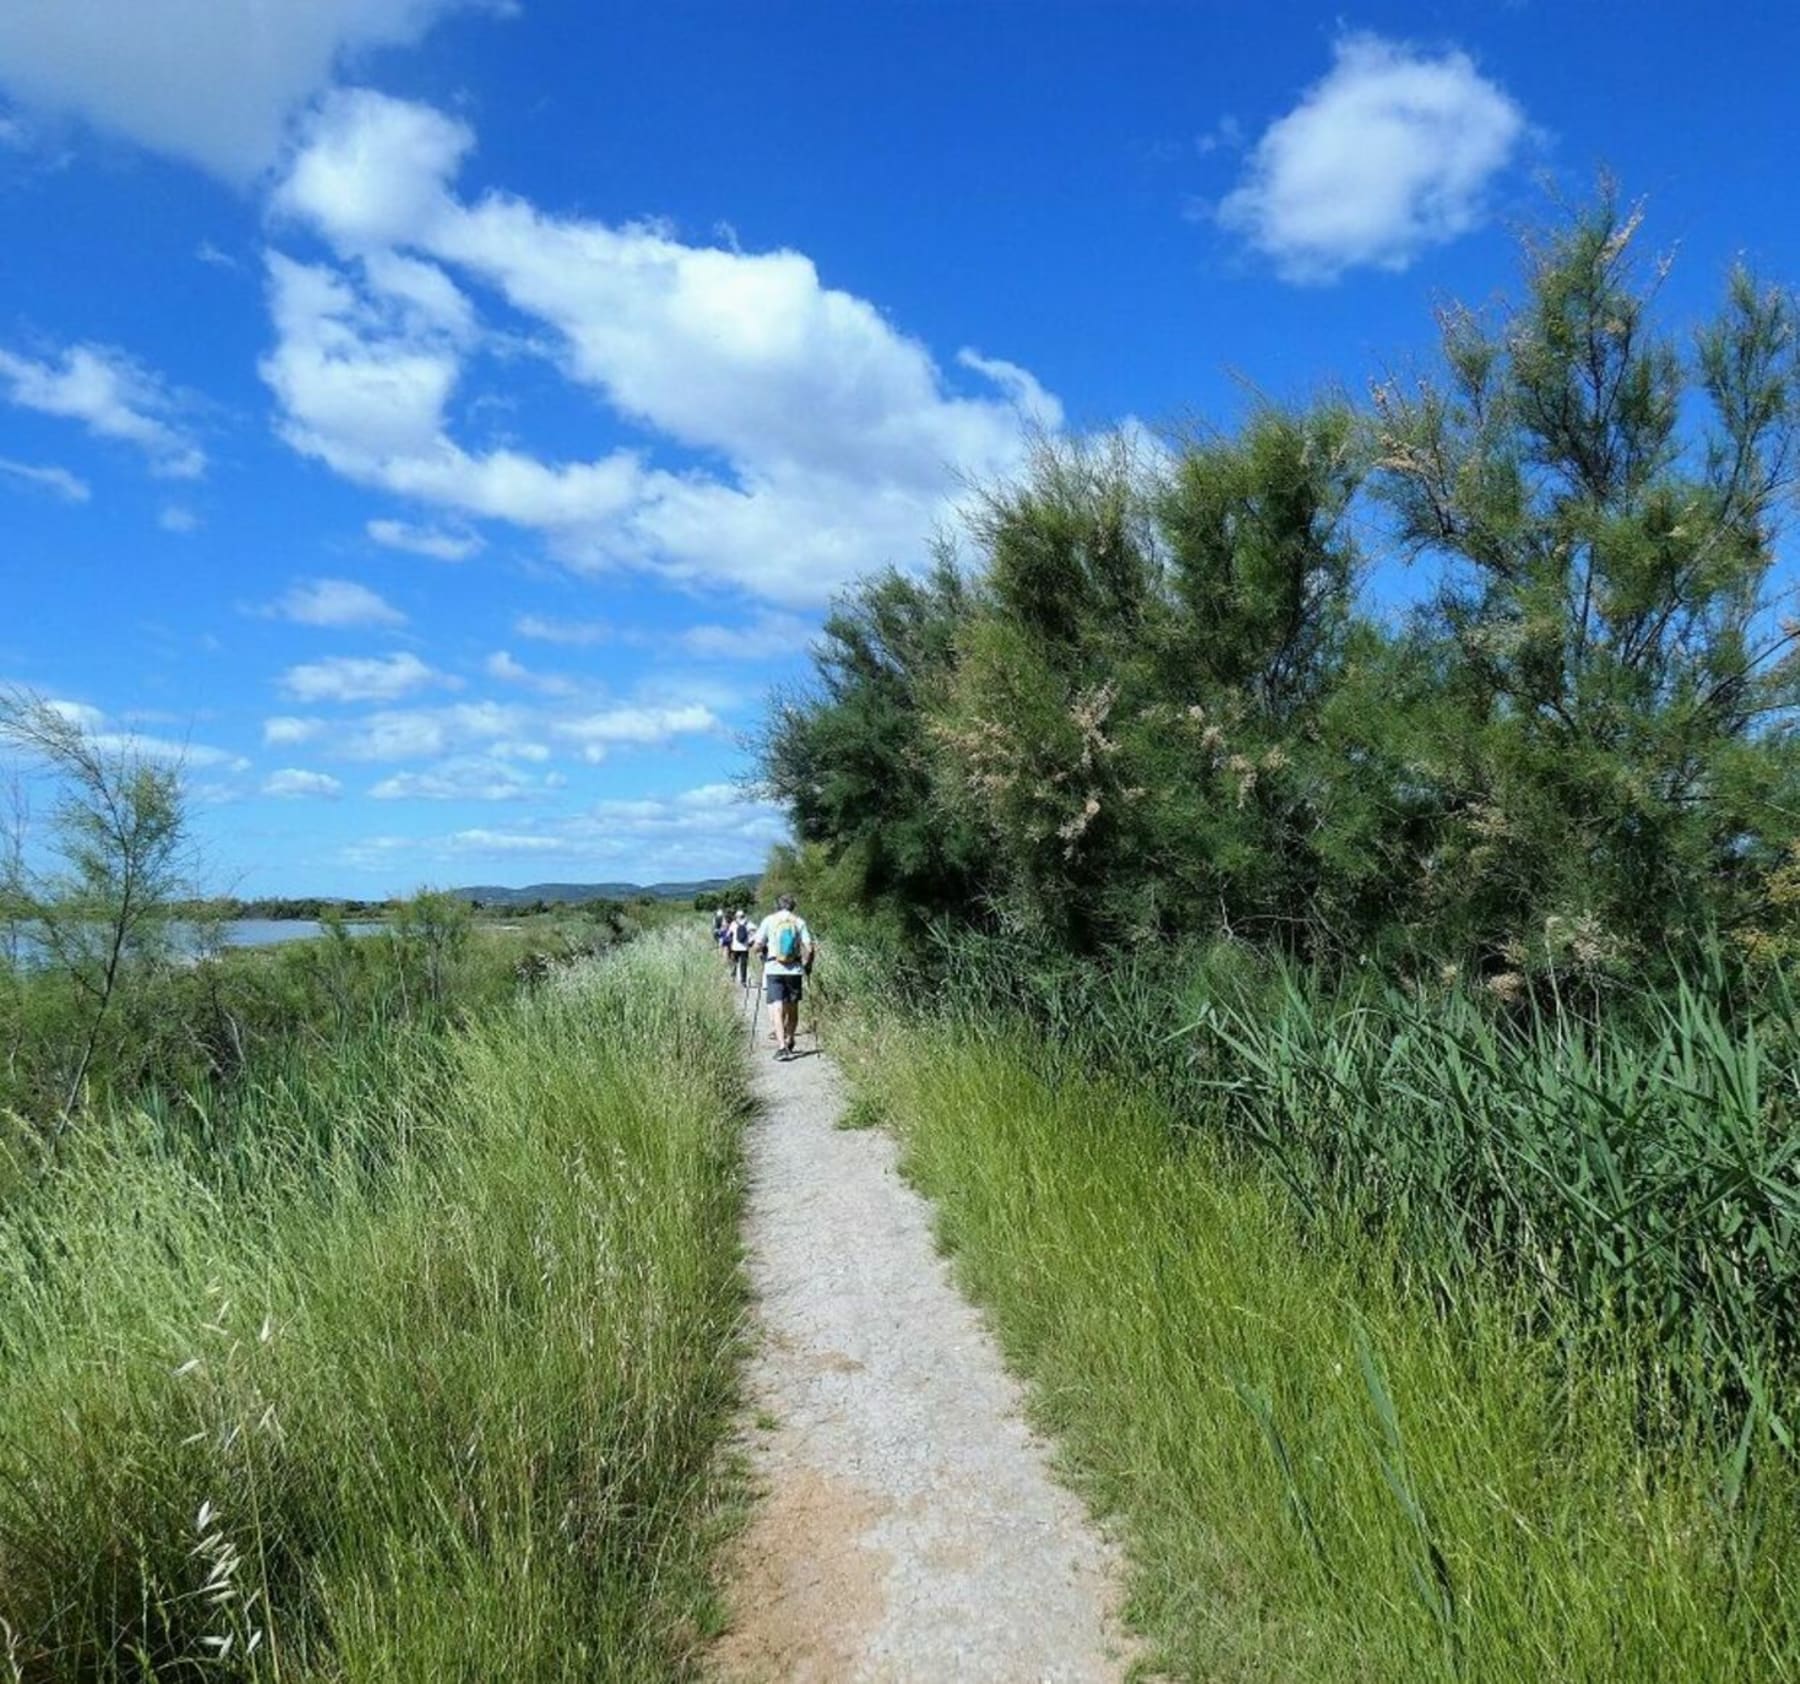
[710,989,1127,1683]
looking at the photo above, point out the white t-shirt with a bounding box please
[755,911,813,977]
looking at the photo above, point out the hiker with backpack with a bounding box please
[727,907,755,987]
[754,893,816,1062]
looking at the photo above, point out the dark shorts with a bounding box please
[765,972,804,1006]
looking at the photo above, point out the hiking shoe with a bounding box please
[773,1047,790,1063]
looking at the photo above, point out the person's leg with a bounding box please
[767,975,791,1055]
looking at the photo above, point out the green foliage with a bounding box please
[689,878,757,913]
[758,552,987,926]
[1371,193,1800,959]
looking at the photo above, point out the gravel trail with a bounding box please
[710,993,1128,1683]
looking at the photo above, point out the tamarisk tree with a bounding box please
[1372,194,1800,960]
[0,688,192,1136]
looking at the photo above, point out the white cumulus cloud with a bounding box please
[1218,33,1527,283]
[263,715,324,745]
[262,767,342,798]
[332,700,527,761]
[262,90,1061,606]
[554,702,722,762]
[278,650,444,703]
[369,755,540,800]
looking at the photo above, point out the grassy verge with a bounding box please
[0,930,747,1682]
[847,1013,1799,1681]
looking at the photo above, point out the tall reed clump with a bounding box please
[1188,968,1800,1434]
[866,1019,1800,1682]
[918,928,1800,1446]
[0,929,747,1682]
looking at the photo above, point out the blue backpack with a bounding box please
[770,913,804,963]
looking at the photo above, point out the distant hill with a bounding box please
[449,877,753,907]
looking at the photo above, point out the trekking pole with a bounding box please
[748,975,762,1045]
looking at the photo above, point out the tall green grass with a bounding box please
[860,1017,1800,1681]
[0,931,747,1682]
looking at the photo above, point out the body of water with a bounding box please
[3,920,384,968]
[215,920,384,949]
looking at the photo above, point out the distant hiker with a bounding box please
[755,894,815,1062]
[715,907,734,967]
[728,907,755,987]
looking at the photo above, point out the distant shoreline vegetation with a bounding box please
[166,877,762,923]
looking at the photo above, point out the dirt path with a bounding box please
[710,994,1128,1683]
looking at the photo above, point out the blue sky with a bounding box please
[2,1,1796,895]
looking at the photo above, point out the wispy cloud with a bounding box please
[339,781,786,874]
[0,341,205,476]
[484,649,576,696]
[678,612,814,662]
[370,756,552,801]
[0,456,89,502]
[513,613,612,647]
[367,516,483,561]
[263,578,407,629]
[447,828,563,853]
